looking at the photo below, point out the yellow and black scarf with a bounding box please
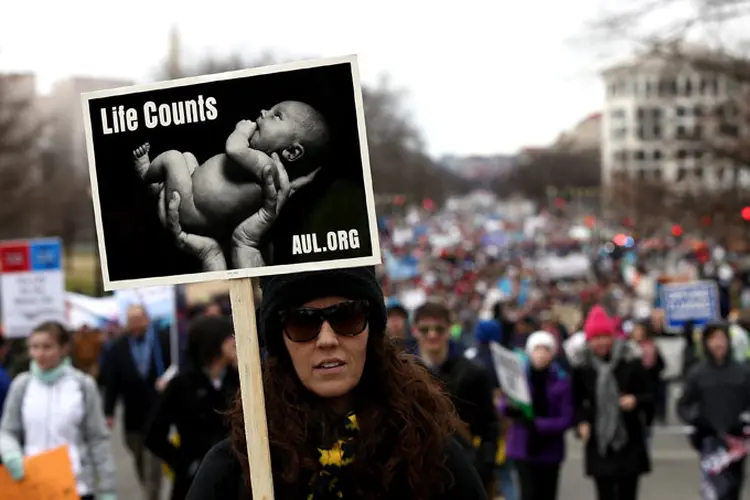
[307,412,358,499]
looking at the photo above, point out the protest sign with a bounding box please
[81,55,381,500]
[81,54,379,291]
[0,238,66,338]
[489,342,533,418]
[0,446,78,499]
[662,280,719,330]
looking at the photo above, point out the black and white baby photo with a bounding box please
[83,57,379,289]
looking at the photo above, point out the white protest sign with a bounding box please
[489,341,531,409]
[662,280,719,329]
[0,238,66,338]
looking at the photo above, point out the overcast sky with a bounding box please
[0,0,718,157]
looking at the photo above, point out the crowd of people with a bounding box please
[0,198,749,499]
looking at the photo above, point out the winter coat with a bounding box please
[500,360,573,463]
[571,340,652,478]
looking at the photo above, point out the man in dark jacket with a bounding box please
[412,301,499,495]
[678,322,750,500]
[103,304,171,500]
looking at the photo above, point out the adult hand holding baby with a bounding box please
[167,152,311,270]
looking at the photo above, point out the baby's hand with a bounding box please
[235,119,256,137]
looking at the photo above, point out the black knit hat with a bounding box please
[259,266,386,355]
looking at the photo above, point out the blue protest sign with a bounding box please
[29,239,62,271]
[662,280,720,329]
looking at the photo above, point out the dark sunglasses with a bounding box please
[280,300,369,343]
[418,324,448,336]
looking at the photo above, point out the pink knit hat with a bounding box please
[584,305,615,341]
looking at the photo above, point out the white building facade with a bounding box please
[601,51,748,191]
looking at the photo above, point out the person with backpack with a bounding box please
[0,321,117,500]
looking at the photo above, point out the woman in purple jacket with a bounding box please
[500,331,574,500]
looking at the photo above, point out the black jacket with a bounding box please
[432,355,500,481]
[186,437,487,500]
[103,330,171,433]
[571,341,652,478]
[146,367,239,500]
[678,346,750,444]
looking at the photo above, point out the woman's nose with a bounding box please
[316,322,338,346]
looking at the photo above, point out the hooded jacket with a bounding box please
[499,357,573,463]
[677,323,750,441]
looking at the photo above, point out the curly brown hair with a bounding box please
[228,331,468,499]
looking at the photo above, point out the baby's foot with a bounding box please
[133,143,151,179]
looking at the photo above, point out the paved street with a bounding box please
[112,418,738,499]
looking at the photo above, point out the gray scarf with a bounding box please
[588,339,629,456]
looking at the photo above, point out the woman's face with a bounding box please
[530,346,554,369]
[283,297,369,401]
[589,335,614,358]
[28,331,65,370]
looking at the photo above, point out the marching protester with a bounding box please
[0,321,117,500]
[501,330,573,500]
[571,306,651,500]
[187,267,487,499]
[677,322,750,500]
[412,301,500,496]
[103,304,171,500]
[145,315,239,500]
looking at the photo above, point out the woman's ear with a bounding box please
[282,143,305,162]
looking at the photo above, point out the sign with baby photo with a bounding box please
[81,55,380,290]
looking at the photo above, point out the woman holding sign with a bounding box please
[570,306,651,500]
[500,330,573,500]
[186,267,488,500]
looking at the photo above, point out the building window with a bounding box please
[676,106,687,117]
[653,125,662,139]
[614,151,627,162]
[676,125,688,139]
[694,104,704,117]
[612,128,627,140]
[677,149,688,159]
[653,169,662,181]
[720,123,740,137]
[610,109,626,119]
[638,169,647,180]
[694,150,703,159]
[676,168,688,182]
[634,150,645,160]
[658,79,677,96]
[684,78,693,97]
[693,125,703,140]
[695,167,703,179]
[645,81,654,97]
[653,150,663,160]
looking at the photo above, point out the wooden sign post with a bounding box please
[229,278,274,499]
[81,55,381,500]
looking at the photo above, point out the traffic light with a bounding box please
[671,224,683,238]
[742,206,750,222]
